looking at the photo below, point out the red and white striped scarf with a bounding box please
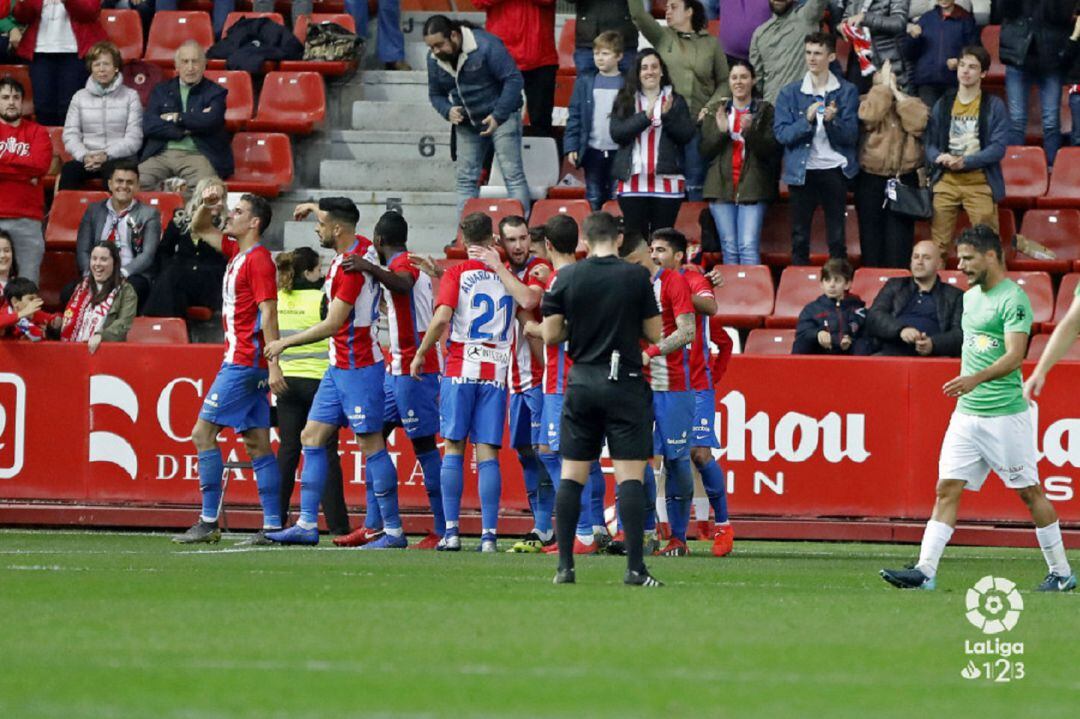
[60,277,120,342]
[617,86,685,198]
[841,22,876,77]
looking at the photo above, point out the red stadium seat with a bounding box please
[759,205,861,267]
[601,199,621,216]
[127,317,189,344]
[282,14,358,76]
[913,208,1017,256]
[528,199,590,237]
[447,198,526,256]
[554,73,575,109]
[711,265,775,329]
[227,132,293,196]
[101,9,144,63]
[744,328,796,355]
[135,192,184,226]
[938,270,969,291]
[674,201,709,246]
[767,266,826,328]
[999,146,1048,209]
[45,191,109,250]
[557,20,576,76]
[1026,333,1080,361]
[1043,273,1080,333]
[145,12,215,67]
[981,25,1005,85]
[37,251,78,311]
[1007,271,1053,328]
[850,268,910,307]
[0,65,34,117]
[546,157,586,200]
[1039,147,1080,209]
[247,71,326,134]
[204,69,254,131]
[402,0,452,10]
[43,126,70,188]
[1011,209,1080,274]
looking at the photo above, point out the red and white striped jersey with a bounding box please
[615,88,686,198]
[509,255,551,394]
[542,268,573,395]
[436,259,517,384]
[221,238,277,368]
[384,251,439,375]
[682,267,715,391]
[326,236,383,370]
[646,267,694,392]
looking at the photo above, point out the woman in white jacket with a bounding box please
[60,40,142,190]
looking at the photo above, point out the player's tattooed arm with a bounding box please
[658,312,696,355]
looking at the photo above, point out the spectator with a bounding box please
[855,58,928,268]
[342,0,409,71]
[0,1,22,61]
[60,41,143,190]
[839,0,910,94]
[924,45,1006,257]
[749,0,830,104]
[142,176,227,318]
[1059,15,1080,149]
[52,241,137,352]
[908,0,972,14]
[139,40,232,196]
[424,16,530,218]
[567,0,638,75]
[75,161,160,308]
[903,0,978,110]
[701,59,779,265]
[997,0,1072,166]
[0,77,52,284]
[0,230,17,291]
[253,0,312,30]
[9,0,107,127]
[792,257,869,354]
[475,0,558,137]
[564,31,625,210]
[273,247,350,536]
[774,32,859,265]
[629,0,730,201]
[719,0,775,64]
[610,49,696,239]
[866,239,963,355]
[1,277,49,341]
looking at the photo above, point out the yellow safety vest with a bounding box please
[276,288,330,380]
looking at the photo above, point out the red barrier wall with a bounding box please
[1,344,1078,527]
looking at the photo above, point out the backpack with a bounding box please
[303,21,363,62]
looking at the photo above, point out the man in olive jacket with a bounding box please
[866,240,964,356]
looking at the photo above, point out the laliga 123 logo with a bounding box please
[960,576,1026,683]
[0,373,27,479]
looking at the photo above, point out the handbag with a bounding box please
[885,173,933,220]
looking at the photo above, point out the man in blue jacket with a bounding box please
[773,31,860,266]
[139,40,232,198]
[424,15,530,218]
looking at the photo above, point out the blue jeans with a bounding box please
[582,147,616,210]
[709,202,766,265]
[454,111,531,218]
[1004,65,1061,164]
[573,46,636,76]
[682,130,705,201]
[346,0,405,63]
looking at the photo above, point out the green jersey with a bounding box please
[958,279,1032,417]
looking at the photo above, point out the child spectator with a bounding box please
[564,31,625,211]
[1,277,51,341]
[792,258,869,355]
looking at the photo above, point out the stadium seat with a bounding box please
[227,132,293,197]
[37,251,78,310]
[145,12,215,67]
[674,201,709,246]
[554,73,575,109]
[767,266,825,328]
[480,137,560,202]
[999,146,1048,209]
[711,265,775,329]
[981,25,1005,85]
[528,199,590,241]
[938,270,968,291]
[204,70,254,131]
[601,200,621,217]
[1011,209,1080,274]
[546,157,586,201]
[247,71,325,134]
[101,9,144,63]
[135,192,184,227]
[45,191,109,250]
[1039,147,1080,208]
[402,0,452,10]
[557,20,576,76]
[744,328,796,355]
[1006,271,1053,328]
[0,65,33,117]
[913,208,1017,253]
[43,126,71,188]
[1042,273,1080,333]
[127,317,189,344]
[850,268,910,307]
[1026,333,1080,361]
[759,205,861,267]
[282,14,358,75]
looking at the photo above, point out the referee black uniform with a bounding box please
[542,249,662,586]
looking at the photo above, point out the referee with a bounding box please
[541,212,664,587]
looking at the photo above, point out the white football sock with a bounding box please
[915,519,954,579]
[536,528,553,542]
[655,497,669,523]
[1035,521,1072,577]
[576,532,594,545]
[385,527,403,537]
[296,519,317,530]
[693,498,710,521]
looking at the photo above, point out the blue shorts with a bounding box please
[199,363,270,433]
[440,377,507,446]
[384,372,440,438]
[692,389,720,449]
[308,363,386,435]
[652,390,694,460]
[541,392,564,452]
[508,386,543,448]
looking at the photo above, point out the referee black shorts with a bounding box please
[561,364,654,461]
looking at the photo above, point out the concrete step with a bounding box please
[359,69,430,102]
[320,158,455,191]
[316,130,451,162]
[353,101,446,132]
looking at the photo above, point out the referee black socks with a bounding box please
[618,479,647,574]
[555,480,584,571]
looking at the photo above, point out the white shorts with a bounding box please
[938,410,1040,491]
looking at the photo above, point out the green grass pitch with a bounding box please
[1,530,1077,718]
